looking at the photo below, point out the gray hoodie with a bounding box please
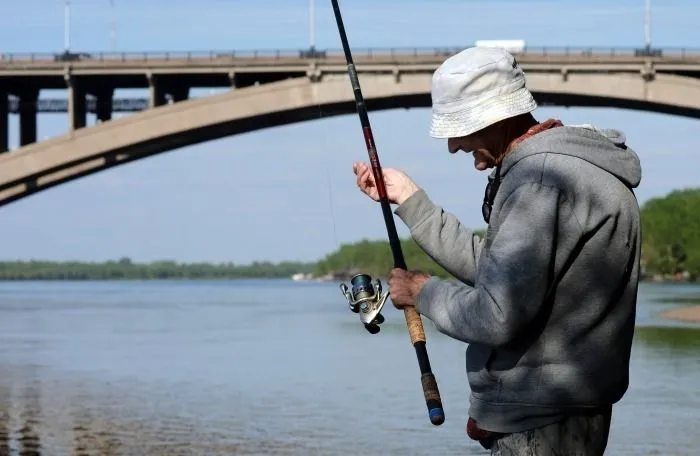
[393,124,642,433]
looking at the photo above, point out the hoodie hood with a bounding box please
[499,124,642,189]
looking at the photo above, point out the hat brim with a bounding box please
[429,87,538,139]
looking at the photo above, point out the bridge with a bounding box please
[0,46,699,207]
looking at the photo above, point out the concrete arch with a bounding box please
[0,71,699,207]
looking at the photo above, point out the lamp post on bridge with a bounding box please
[309,0,315,51]
[644,0,652,50]
[109,0,117,52]
[301,0,324,58]
[62,0,116,53]
[64,0,71,53]
[636,0,660,56]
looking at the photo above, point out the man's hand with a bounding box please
[388,268,431,309]
[352,161,420,205]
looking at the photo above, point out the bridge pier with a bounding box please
[147,74,166,108]
[65,76,87,131]
[92,89,114,122]
[0,91,7,153]
[169,86,189,103]
[147,74,190,106]
[16,89,38,147]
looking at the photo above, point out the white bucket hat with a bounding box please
[429,46,538,139]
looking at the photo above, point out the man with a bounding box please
[352,46,642,455]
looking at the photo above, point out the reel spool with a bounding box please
[340,273,389,334]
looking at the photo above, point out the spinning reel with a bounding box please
[340,273,390,334]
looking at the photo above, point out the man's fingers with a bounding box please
[390,268,408,279]
[353,161,368,174]
[359,169,373,190]
[353,162,384,201]
[356,168,369,188]
[356,169,364,188]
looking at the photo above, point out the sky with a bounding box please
[0,0,698,264]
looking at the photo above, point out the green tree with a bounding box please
[314,229,486,280]
[640,187,700,279]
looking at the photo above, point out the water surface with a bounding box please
[0,280,698,455]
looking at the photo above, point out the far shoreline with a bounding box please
[659,305,700,324]
[0,275,699,324]
[0,276,696,283]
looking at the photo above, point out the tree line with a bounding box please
[314,188,700,283]
[312,238,460,280]
[0,188,697,282]
[0,257,315,280]
[640,187,700,281]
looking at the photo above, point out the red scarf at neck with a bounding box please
[506,118,564,154]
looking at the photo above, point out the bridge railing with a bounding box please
[5,97,151,114]
[1,46,700,62]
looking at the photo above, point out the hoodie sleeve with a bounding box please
[413,182,578,347]
[394,189,484,285]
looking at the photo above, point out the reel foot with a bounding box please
[364,323,380,334]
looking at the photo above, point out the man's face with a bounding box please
[447,132,497,171]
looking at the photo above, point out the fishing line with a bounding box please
[316,89,341,252]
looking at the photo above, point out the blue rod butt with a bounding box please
[429,407,445,426]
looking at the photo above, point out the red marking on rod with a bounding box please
[362,127,388,200]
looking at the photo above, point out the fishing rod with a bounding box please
[330,0,445,426]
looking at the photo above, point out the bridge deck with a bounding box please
[0,47,698,153]
[1,48,700,77]
[0,62,698,207]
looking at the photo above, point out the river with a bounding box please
[0,280,698,455]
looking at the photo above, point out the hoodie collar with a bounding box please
[489,118,564,181]
[491,122,641,189]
